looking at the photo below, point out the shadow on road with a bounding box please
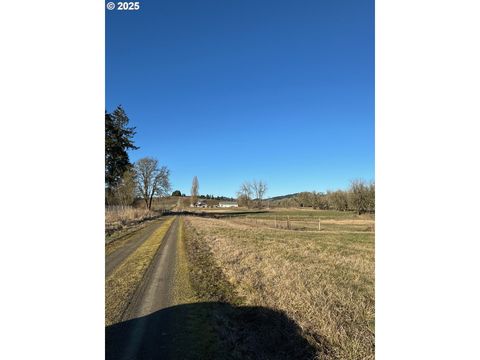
[106,302,323,360]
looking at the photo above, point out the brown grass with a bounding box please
[184,215,374,360]
[105,206,159,234]
[105,217,175,325]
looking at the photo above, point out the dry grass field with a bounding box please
[184,210,374,359]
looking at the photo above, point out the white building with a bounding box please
[192,200,208,208]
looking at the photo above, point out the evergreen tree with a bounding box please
[105,106,138,190]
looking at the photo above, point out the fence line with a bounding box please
[232,216,374,232]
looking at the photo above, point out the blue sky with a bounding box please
[106,0,374,198]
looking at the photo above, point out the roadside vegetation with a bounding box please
[105,206,159,236]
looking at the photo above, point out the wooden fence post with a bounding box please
[275,216,277,229]
[287,216,290,230]
[318,218,321,231]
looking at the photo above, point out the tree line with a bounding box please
[105,106,171,210]
[170,190,233,201]
[273,180,375,214]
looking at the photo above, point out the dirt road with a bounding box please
[106,217,181,360]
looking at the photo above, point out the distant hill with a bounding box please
[265,193,299,202]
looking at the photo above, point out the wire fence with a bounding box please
[229,216,375,232]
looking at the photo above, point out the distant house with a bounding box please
[192,200,208,208]
[218,201,238,208]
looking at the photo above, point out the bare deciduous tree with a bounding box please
[237,181,253,208]
[134,157,171,210]
[296,192,313,207]
[252,180,268,208]
[237,180,268,208]
[293,191,327,209]
[367,182,375,212]
[349,179,372,214]
[105,169,137,206]
[311,191,328,209]
[327,190,349,211]
[191,176,199,205]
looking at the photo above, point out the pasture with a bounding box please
[183,208,375,359]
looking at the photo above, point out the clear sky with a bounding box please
[106,0,374,198]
